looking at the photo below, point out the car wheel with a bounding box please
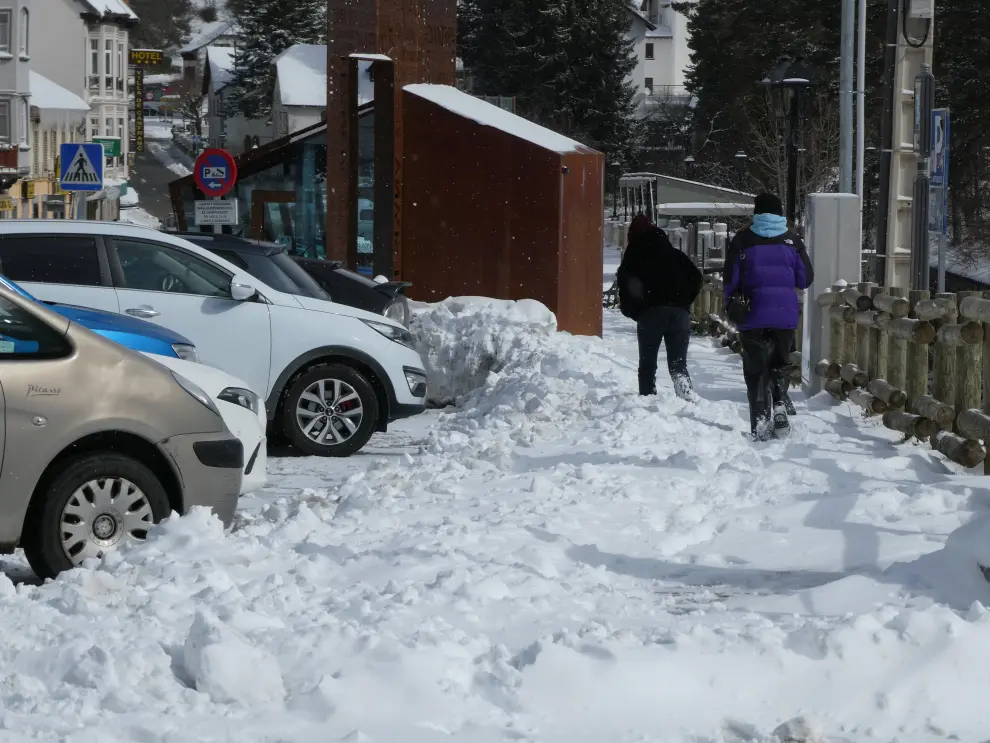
[23,453,171,580]
[283,364,379,457]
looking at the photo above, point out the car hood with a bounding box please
[54,303,195,346]
[140,353,256,398]
[290,293,405,327]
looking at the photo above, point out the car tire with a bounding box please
[23,452,171,580]
[282,364,379,457]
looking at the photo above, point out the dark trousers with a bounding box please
[636,305,693,397]
[739,329,794,432]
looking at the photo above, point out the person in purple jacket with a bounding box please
[723,193,814,441]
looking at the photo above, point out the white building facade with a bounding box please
[32,0,135,182]
[0,0,33,184]
[625,0,694,116]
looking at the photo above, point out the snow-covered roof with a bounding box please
[404,84,585,154]
[82,0,137,19]
[29,71,89,111]
[274,44,329,108]
[206,47,235,91]
[180,21,233,55]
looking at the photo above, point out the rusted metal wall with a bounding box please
[325,0,456,271]
[400,91,604,336]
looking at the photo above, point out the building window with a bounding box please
[19,98,27,146]
[0,10,11,54]
[645,43,654,60]
[0,101,11,143]
[117,42,124,91]
[89,116,99,140]
[32,125,39,176]
[644,77,654,94]
[89,39,100,90]
[19,8,28,57]
[105,39,114,91]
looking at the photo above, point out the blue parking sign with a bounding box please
[59,143,104,192]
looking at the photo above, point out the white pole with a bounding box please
[840,0,855,193]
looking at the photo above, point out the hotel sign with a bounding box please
[129,49,164,66]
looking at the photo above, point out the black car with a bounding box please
[171,233,412,327]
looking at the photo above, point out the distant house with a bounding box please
[179,20,237,82]
[271,44,361,139]
[203,46,269,154]
[624,0,695,116]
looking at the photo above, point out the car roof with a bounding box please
[0,219,257,284]
[170,232,283,257]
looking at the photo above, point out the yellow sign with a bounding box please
[21,180,34,199]
[129,49,164,66]
[0,197,14,211]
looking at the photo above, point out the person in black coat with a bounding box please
[617,215,703,399]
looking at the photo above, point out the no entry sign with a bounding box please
[194,148,238,198]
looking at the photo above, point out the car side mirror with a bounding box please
[231,282,257,301]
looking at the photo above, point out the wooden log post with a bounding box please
[849,388,887,416]
[931,292,959,435]
[824,378,852,401]
[842,286,874,312]
[856,282,877,374]
[914,394,955,428]
[962,291,990,474]
[841,305,858,364]
[906,290,931,411]
[869,379,907,409]
[839,363,869,388]
[828,304,847,366]
[957,409,990,443]
[815,360,841,379]
[883,410,936,440]
[935,431,987,469]
[956,290,984,430]
[868,286,884,380]
[885,288,908,393]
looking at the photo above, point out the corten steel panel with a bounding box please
[400,91,604,336]
[558,151,605,336]
[325,0,456,268]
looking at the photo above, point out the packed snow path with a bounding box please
[3,300,990,742]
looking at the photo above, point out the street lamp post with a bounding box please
[734,149,749,187]
[761,56,816,227]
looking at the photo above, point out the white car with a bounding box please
[142,353,268,496]
[0,221,428,457]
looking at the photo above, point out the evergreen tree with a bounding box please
[226,0,325,119]
[459,0,640,162]
[129,0,194,54]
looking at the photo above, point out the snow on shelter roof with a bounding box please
[179,21,232,54]
[274,44,328,107]
[404,84,583,153]
[206,47,235,91]
[29,71,89,111]
[83,0,137,19]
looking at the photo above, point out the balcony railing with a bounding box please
[642,85,692,104]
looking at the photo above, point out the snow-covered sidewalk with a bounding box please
[2,297,990,742]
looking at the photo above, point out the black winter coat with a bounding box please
[616,227,703,320]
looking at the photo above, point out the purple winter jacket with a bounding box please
[723,227,814,331]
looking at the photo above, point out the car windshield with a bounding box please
[209,248,330,300]
[0,274,35,301]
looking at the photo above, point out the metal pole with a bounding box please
[874,0,900,285]
[840,0,855,193]
[786,93,799,226]
[213,197,222,234]
[912,63,935,289]
[938,231,946,292]
[856,0,866,200]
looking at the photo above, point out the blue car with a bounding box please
[0,275,199,361]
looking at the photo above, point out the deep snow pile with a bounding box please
[2,299,990,741]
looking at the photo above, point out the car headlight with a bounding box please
[218,386,261,414]
[171,371,221,416]
[362,319,415,349]
[172,343,200,362]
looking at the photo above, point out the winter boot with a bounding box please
[773,403,790,437]
[672,374,698,402]
[781,393,797,416]
[751,412,776,442]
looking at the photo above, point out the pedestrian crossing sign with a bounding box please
[59,143,104,192]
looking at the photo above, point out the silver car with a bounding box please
[0,284,243,579]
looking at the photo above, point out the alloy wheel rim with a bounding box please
[60,477,154,565]
[295,378,364,446]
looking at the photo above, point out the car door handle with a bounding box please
[125,306,160,318]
